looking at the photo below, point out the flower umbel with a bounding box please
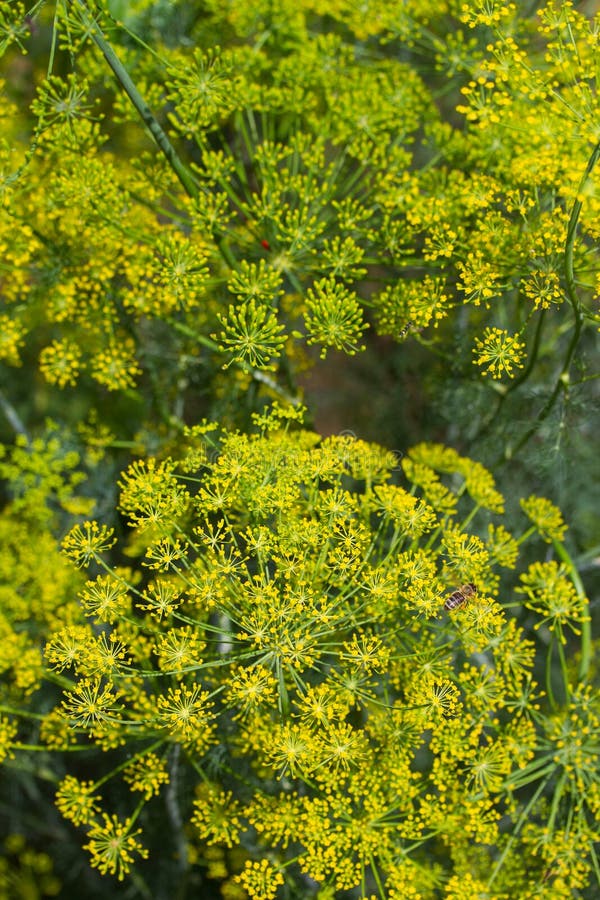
[520,495,567,543]
[304,277,367,357]
[61,522,116,567]
[235,858,285,900]
[61,678,123,731]
[517,561,589,640]
[83,813,148,881]
[214,298,286,370]
[55,776,101,826]
[473,327,526,378]
[156,684,215,745]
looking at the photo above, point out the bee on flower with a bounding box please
[444,582,477,611]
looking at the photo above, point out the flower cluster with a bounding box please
[1,0,597,452]
[0,1,598,897]
[0,410,593,896]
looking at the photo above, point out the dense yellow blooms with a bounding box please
[1,409,595,896]
[0,1,598,897]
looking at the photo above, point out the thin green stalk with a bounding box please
[555,634,571,705]
[72,1,199,200]
[276,658,290,718]
[475,309,545,445]
[90,0,170,65]
[501,140,600,464]
[487,774,552,888]
[90,740,165,790]
[1,4,61,187]
[547,770,567,834]
[48,1,60,74]
[0,389,28,437]
[165,744,190,884]
[590,841,600,889]
[0,705,44,720]
[368,855,386,899]
[546,637,557,711]
[502,340,576,464]
[552,538,592,682]
[458,502,481,532]
[166,317,301,405]
[565,142,600,306]
[505,758,555,791]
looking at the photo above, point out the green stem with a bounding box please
[0,389,28,437]
[276,658,290,719]
[368,855,386,899]
[555,633,571,705]
[590,841,600,890]
[487,774,551,888]
[74,2,240,269]
[564,140,600,310]
[458,502,481,533]
[501,140,600,464]
[474,309,545,445]
[547,770,567,834]
[503,338,575,464]
[91,739,165,790]
[72,1,199,200]
[552,538,591,683]
[166,318,302,405]
[505,759,556,791]
[545,636,557,711]
[0,704,45,721]
[48,1,60,74]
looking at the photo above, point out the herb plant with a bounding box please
[0,1,598,898]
